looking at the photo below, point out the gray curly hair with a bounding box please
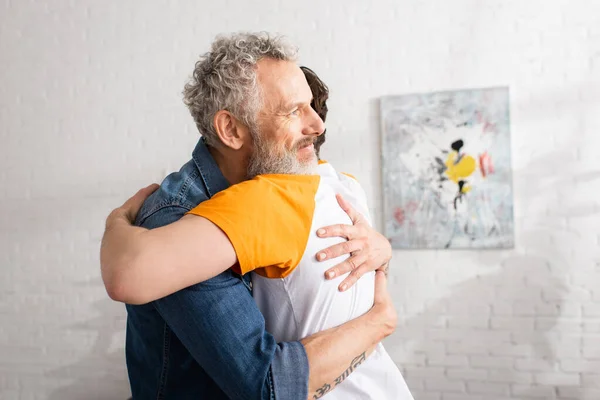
[183,32,298,147]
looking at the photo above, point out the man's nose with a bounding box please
[304,107,325,136]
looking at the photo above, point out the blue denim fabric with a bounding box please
[125,138,309,400]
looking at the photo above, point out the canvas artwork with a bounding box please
[381,87,514,249]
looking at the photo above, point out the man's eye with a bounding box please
[289,109,300,116]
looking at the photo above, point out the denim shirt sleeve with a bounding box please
[141,205,309,400]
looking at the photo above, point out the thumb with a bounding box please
[373,270,388,305]
[336,193,363,224]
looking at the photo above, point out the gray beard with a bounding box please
[246,129,317,179]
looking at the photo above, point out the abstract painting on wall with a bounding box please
[381,87,514,249]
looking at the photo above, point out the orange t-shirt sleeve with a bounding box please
[186,174,319,278]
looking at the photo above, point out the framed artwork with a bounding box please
[381,87,514,249]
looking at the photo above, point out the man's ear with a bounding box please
[213,110,249,150]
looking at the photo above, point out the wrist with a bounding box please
[366,305,397,341]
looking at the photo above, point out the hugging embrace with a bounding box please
[101,31,414,400]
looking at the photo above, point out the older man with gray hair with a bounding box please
[101,32,404,400]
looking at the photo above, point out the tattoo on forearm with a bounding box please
[312,352,367,399]
[313,382,331,399]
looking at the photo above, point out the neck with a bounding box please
[208,144,248,185]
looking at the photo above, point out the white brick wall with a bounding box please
[1,0,598,399]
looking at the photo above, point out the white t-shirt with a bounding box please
[189,162,413,400]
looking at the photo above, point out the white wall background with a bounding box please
[1,0,599,399]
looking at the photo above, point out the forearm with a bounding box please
[100,209,150,302]
[301,308,391,399]
[101,210,238,304]
[100,210,192,304]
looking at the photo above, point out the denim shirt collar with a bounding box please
[192,137,230,198]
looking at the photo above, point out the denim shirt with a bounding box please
[125,138,309,400]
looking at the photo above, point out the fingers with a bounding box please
[373,270,388,305]
[316,194,367,239]
[336,194,363,224]
[336,261,370,292]
[317,223,362,240]
[139,183,160,197]
[316,238,364,263]
[122,183,159,222]
[323,248,368,279]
